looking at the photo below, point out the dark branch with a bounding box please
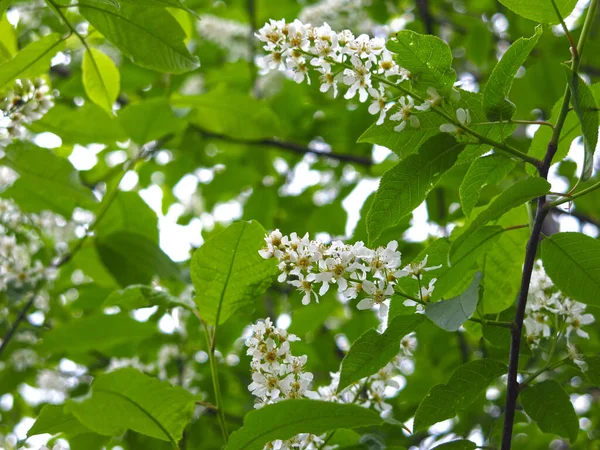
[416,0,435,35]
[191,125,374,166]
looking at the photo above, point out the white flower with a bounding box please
[289,273,319,305]
[367,85,391,125]
[389,96,420,132]
[567,343,587,372]
[356,279,394,318]
[415,87,442,111]
[343,55,372,102]
[259,229,284,259]
[400,333,418,356]
[404,254,442,279]
[317,63,337,97]
[440,108,471,134]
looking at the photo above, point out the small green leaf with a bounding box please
[172,86,280,140]
[191,220,278,325]
[96,232,181,287]
[38,313,155,355]
[432,441,476,450]
[451,177,550,259]
[541,232,600,306]
[82,48,120,114]
[104,285,194,311]
[0,33,65,89]
[387,30,456,95]
[0,141,96,217]
[520,379,578,442]
[564,67,599,181]
[118,98,185,144]
[66,368,195,444]
[28,405,91,438]
[79,2,199,73]
[414,359,507,430]
[338,314,425,391]
[226,399,384,450]
[498,0,578,24]
[367,134,463,243]
[483,26,542,121]
[96,191,158,244]
[425,272,482,332]
[460,154,516,218]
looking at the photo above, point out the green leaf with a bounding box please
[583,355,600,385]
[367,134,463,243]
[39,313,155,354]
[451,177,550,259]
[460,154,516,218]
[425,272,482,332]
[28,405,91,438]
[0,33,65,89]
[79,2,199,73]
[96,232,181,287]
[96,191,158,244]
[29,103,127,145]
[82,47,120,114]
[66,368,195,444]
[564,67,599,181]
[541,232,600,306]
[118,98,185,144]
[0,14,18,64]
[104,285,194,311]
[432,441,476,450]
[414,359,507,431]
[498,0,578,24]
[386,30,456,95]
[0,141,96,217]
[520,379,578,442]
[338,314,425,391]
[191,220,278,325]
[171,86,280,140]
[226,399,384,450]
[120,0,186,6]
[483,26,542,121]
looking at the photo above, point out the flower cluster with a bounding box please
[197,15,252,62]
[0,78,54,143]
[259,230,440,318]
[525,262,595,368]
[246,318,418,449]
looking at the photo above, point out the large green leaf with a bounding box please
[0,141,96,217]
[66,368,195,444]
[28,405,91,438]
[498,0,578,24]
[79,2,199,73]
[226,400,384,450]
[118,98,186,144]
[96,191,158,244]
[520,380,578,442]
[367,134,463,243]
[565,67,598,181]
[386,30,456,95]
[38,313,155,354]
[459,154,516,218]
[0,33,64,89]
[29,103,127,145]
[104,285,193,311]
[172,86,280,140]
[338,314,425,391]
[414,359,507,431]
[190,220,278,325]
[483,26,542,121]
[451,177,550,259]
[425,272,482,332]
[82,47,120,114]
[96,232,181,287]
[541,232,600,306]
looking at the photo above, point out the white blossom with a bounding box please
[440,108,471,134]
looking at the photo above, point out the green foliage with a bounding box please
[191,220,278,325]
[425,272,482,332]
[432,441,476,450]
[82,47,120,114]
[226,400,384,450]
[367,134,463,243]
[498,0,578,24]
[541,232,600,306]
[338,314,425,391]
[414,359,507,431]
[520,380,579,442]
[118,98,185,144]
[104,285,194,311]
[28,405,92,438]
[483,26,542,121]
[79,2,199,73]
[65,368,196,443]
